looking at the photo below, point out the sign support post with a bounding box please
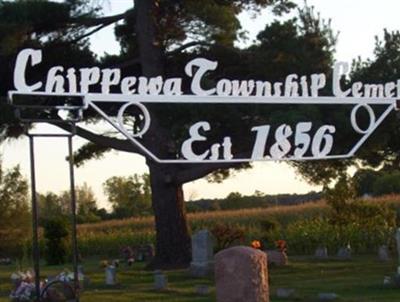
[25,126,80,301]
[28,134,41,302]
[67,130,80,299]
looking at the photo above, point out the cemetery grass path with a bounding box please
[0,256,398,301]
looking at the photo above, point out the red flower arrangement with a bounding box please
[275,240,287,253]
[251,240,262,249]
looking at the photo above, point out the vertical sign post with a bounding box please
[68,130,80,299]
[28,135,41,302]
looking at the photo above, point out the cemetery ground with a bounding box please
[2,194,400,301]
[0,256,398,301]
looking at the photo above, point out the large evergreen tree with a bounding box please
[292,30,400,187]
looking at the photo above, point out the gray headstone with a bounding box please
[393,274,400,288]
[378,245,390,262]
[0,258,12,265]
[337,246,351,259]
[190,230,214,277]
[105,265,116,285]
[383,276,392,287]
[215,246,269,302]
[265,250,288,266]
[154,270,168,290]
[276,288,295,298]
[318,293,338,301]
[195,285,210,295]
[315,247,328,259]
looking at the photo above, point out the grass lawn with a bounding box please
[0,256,398,301]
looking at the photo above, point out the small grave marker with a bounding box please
[337,245,351,259]
[154,270,168,290]
[265,250,288,266]
[315,247,328,259]
[276,288,295,298]
[195,285,210,296]
[105,265,116,285]
[190,230,214,277]
[378,245,390,262]
[318,293,339,301]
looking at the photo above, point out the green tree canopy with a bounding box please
[103,173,151,218]
[293,30,400,187]
[38,192,66,224]
[39,183,101,224]
[0,164,30,258]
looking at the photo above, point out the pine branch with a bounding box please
[69,22,112,44]
[167,41,212,56]
[69,10,133,27]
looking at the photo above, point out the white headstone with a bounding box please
[105,266,116,285]
[378,245,390,262]
[383,276,392,287]
[190,230,214,277]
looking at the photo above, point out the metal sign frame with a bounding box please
[9,90,398,164]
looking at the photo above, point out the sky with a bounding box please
[2,0,400,209]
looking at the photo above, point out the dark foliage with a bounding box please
[43,218,69,265]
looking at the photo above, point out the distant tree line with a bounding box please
[185,191,323,212]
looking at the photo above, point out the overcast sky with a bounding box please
[3,0,400,209]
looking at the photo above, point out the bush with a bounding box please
[285,218,334,254]
[284,201,397,254]
[211,224,245,252]
[259,218,282,250]
[372,172,400,196]
[43,218,69,265]
[0,229,29,260]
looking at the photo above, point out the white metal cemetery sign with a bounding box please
[8,49,399,163]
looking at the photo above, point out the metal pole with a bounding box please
[29,136,41,302]
[67,134,80,301]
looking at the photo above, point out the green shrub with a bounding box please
[329,200,396,247]
[211,224,245,252]
[43,218,69,265]
[372,172,400,196]
[283,201,397,254]
[258,218,282,249]
[261,218,280,232]
[284,218,331,254]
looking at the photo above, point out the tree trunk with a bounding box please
[134,0,191,269]
[148,164,191,269]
